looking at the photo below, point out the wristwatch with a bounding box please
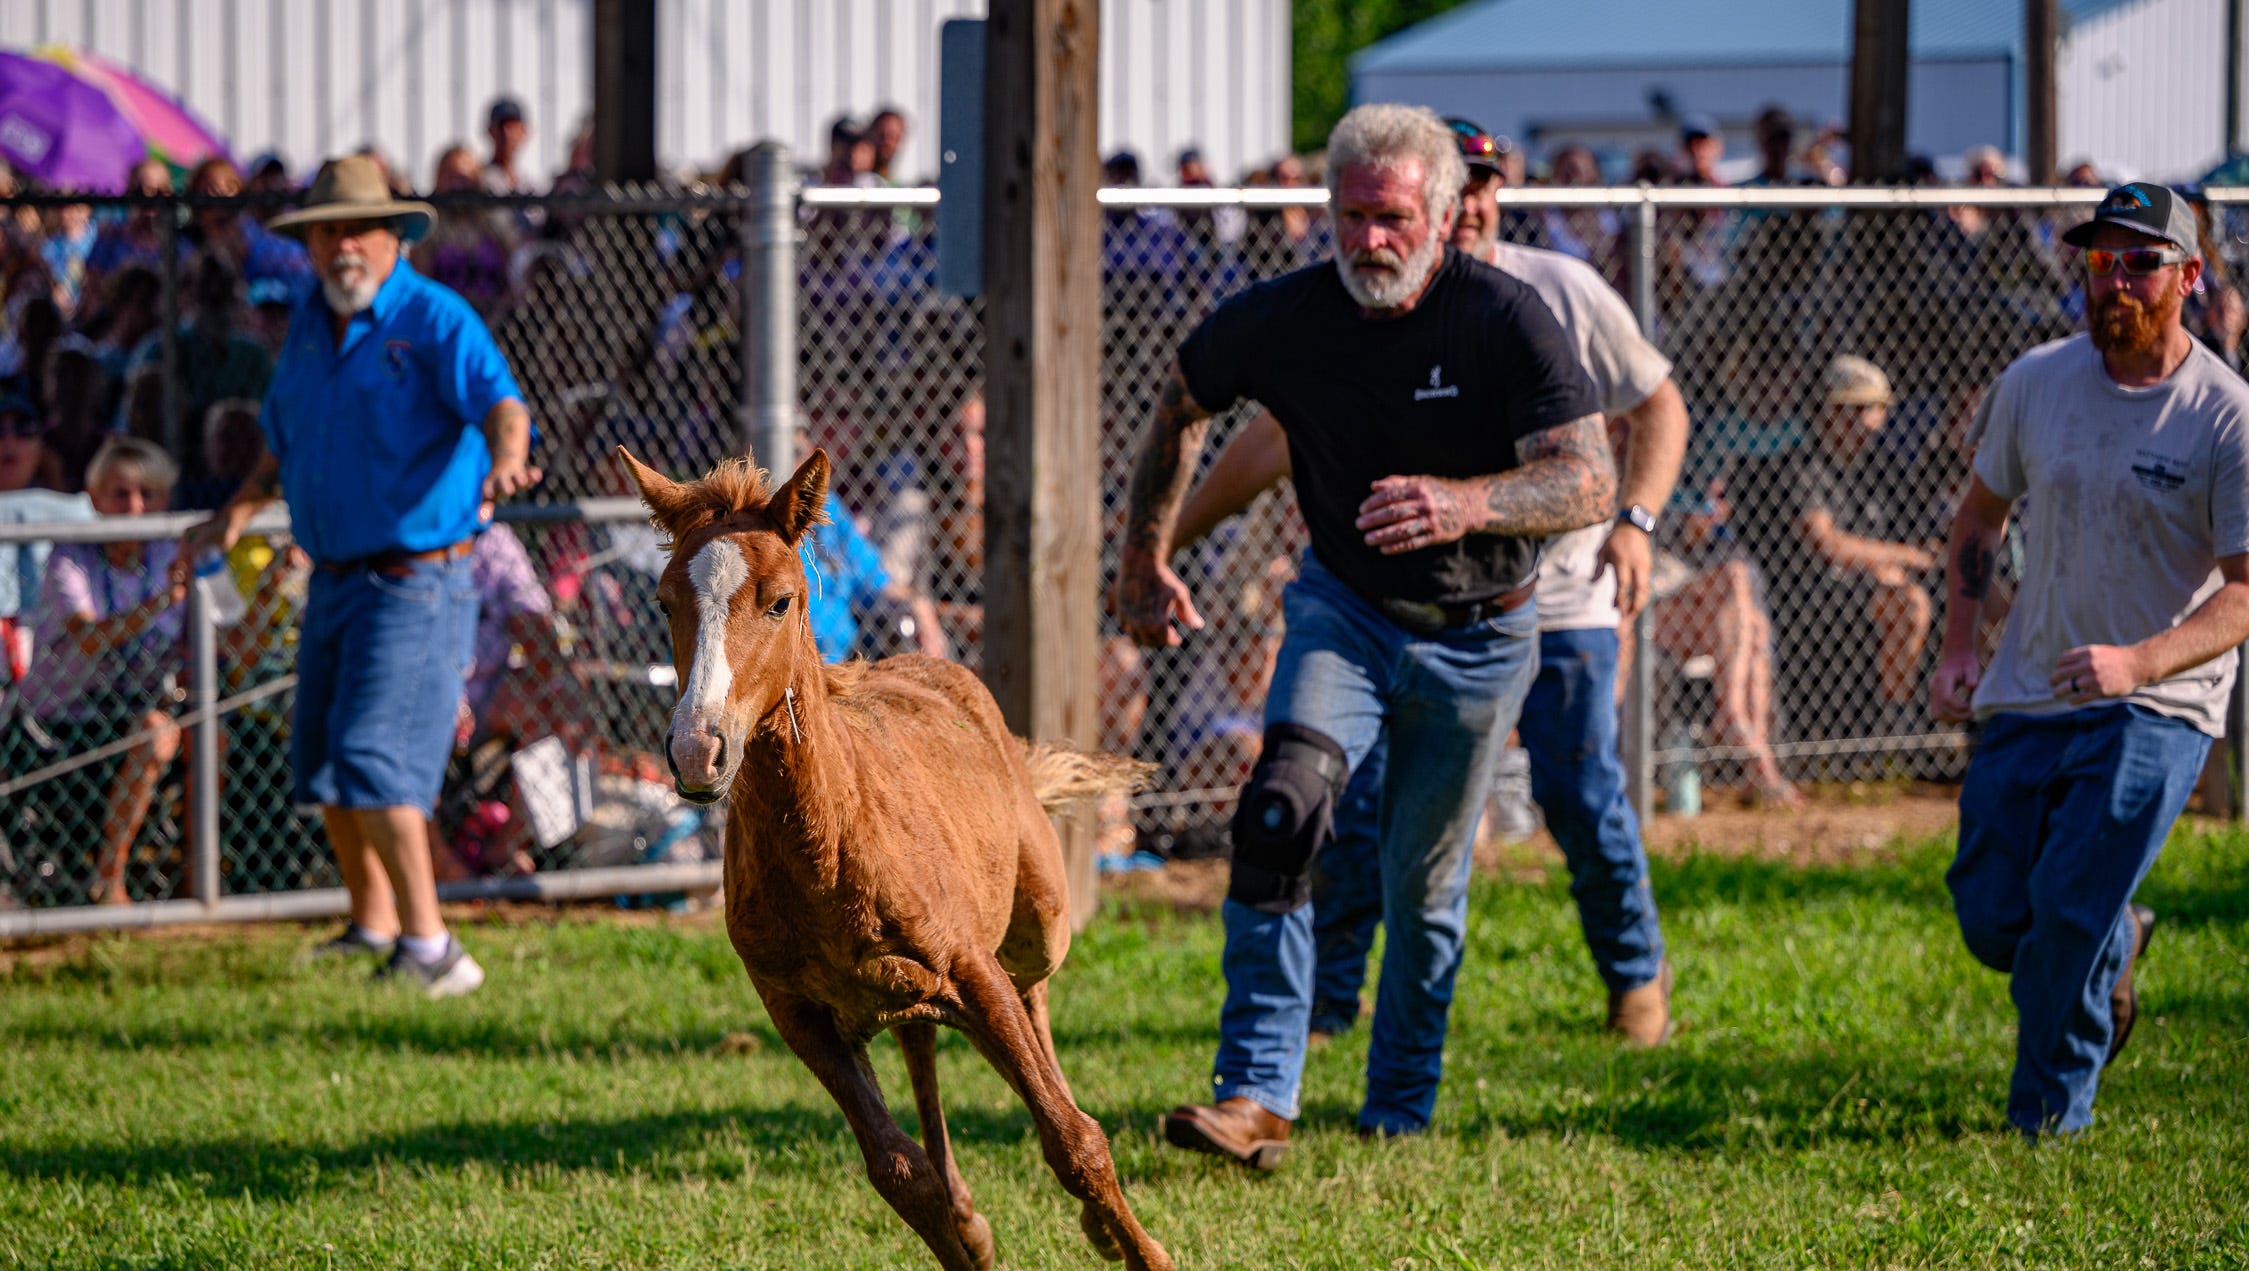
[1617,503,1658,534]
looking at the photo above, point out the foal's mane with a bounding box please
[639,457,780,545]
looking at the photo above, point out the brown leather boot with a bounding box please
[2108,904,2156,1064]
[1606,960,1674,1047]
[1160,1097,1290,1170]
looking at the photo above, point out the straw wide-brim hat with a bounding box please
[269,155,436,242]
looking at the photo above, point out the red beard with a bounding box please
[2089,288,2178,357]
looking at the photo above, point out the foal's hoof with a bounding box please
[1079,1202,1123,1261]
[960,1212,994,1270]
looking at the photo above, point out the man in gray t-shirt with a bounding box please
[1931,181,2249,1138]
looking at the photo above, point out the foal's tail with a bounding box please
[1021,740,1155,811]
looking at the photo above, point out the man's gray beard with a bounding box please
[1336,231,1443,310]
[322,267,379,315]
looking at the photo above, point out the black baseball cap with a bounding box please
[1444,117,1505,176]
[2061,181,2200,256]
[488,97,526,128]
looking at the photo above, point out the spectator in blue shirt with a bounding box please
[187,155,539,999]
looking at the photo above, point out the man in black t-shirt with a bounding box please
[1115,103,1612,1164]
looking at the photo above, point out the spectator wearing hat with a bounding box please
[1724,354,1935,733]
[187,154,540,998]
[819,116,880,189]
[1933,181,2249,1138]
[1675,114,1723,187]
[483,97,533,195]
[244,153,295,225]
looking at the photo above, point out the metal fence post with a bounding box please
[740,143,800,474]
[1623,192,1658,825]
[188,577,220,907]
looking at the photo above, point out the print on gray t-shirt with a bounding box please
[1970,334,2249,736]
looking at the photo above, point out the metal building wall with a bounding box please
[0,0,1291,188]
[2058,0,2228,182]
[1354,58,2016,168]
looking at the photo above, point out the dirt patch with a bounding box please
[1637,781,1963,866]
[1104,782,1971,913]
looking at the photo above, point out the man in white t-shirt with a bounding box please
[1932,182,2249,1137]
[1163,118,1691,1045]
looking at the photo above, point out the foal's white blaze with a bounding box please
[673,537,750,736]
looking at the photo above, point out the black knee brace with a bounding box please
[1228,722,1350,913]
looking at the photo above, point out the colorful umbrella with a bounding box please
[36,45,231,171]
[0,49,144,192]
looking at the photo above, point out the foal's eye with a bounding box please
[767,594,794,617]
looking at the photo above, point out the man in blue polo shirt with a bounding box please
[188,156,539,997]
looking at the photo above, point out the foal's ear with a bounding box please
[617,446,692,527]
[769,448,832,545]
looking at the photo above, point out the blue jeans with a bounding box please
[1311,627,1666,1034]
[1214,558,1536,1134]
[293,555,479,810]
[1948,705,2209,1136]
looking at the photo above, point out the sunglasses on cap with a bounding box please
[0,412,43,439]
[1444,118,1506,161]
[2082,246,2190,276]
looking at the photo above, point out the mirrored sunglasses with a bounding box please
[2082,247,2189,277]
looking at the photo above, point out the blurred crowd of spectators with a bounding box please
[6,92,2249,902]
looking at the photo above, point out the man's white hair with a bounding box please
[1325,103,1466,221]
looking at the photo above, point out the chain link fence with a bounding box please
[4,181,2244,932]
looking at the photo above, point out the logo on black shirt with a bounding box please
[1414,364,1459,401]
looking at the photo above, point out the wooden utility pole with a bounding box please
[1849,0,1912,182]
[593,0,657,182]
[2230,0,2246,156]
[981,0,1105,928]
[2027,0,2058,183]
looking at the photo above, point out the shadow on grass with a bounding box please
[3,999,1221,1067]
[2137,855,2249,930]
[0,1096,1074,1202]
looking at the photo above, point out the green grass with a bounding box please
[4,828,2246,1269]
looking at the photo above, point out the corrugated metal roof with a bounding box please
[1354,0,2141,72]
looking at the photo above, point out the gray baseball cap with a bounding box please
[2061,181,2200,256]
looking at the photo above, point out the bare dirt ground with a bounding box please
[1105,780,1977,913]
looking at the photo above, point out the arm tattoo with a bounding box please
[1479,414,1617,536]
[1122,364,1214,564]
[1958,539,1995,601]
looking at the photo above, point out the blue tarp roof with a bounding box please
[1353,0,2138,73]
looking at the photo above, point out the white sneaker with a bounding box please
[376,938,485,999]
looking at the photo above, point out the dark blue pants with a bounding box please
[1948,706,2209,1135]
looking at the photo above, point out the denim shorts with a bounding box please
[291,555,479,810]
